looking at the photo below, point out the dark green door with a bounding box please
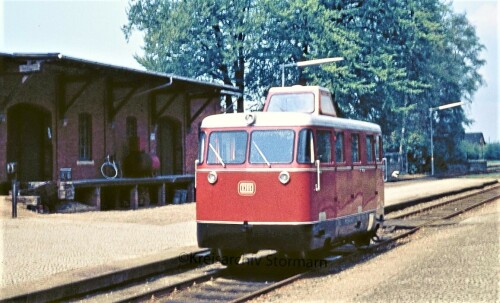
[7,104,52,181]
[157,117,182,175]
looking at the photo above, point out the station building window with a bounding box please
[126,116,137,138]
[78,113,92,160]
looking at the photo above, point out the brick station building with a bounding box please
[0,53,240,208]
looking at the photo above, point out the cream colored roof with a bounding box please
[201,112,381,133]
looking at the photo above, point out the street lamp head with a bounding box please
[295,57,344,67]
[437,101,464,110]
[430,101,465,112]
[281,57,344,86]
[281,57,344,68]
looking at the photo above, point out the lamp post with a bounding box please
[429,101,465,176]
[281,57,344,87]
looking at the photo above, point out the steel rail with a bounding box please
[114,269,226,303]
[389,184,500,220]
[376,185,500,246]
[227,271,311,303]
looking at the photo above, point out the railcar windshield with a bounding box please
[207,131,248,165]
[267,93,315,113]
[250,130,295,164]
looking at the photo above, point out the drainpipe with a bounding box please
[135,77,173,99]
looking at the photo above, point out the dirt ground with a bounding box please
[0,197,196,225]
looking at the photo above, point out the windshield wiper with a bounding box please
[209,143,226,168]
[252,141,271,168]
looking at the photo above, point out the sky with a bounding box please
[0,0,498,142]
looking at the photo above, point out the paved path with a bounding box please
[0,176,497,297]
[384,177,497,206]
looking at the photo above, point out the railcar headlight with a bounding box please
[245,113,256,125]
[279,171,290,184]
[207,171,218,184]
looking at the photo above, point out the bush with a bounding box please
[485,143,500,160]
[459,141,483,160]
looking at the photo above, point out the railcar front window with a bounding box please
[250,130,294,164]
[207,131,247,165]
[267,93,315,113]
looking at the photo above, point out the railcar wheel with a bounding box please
[353,234,373,247]
[217,248,241,267]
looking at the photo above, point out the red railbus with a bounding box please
[196,85,384,261]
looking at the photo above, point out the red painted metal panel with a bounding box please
[196,170,312,222]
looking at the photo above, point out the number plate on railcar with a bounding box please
[238,181,256,196]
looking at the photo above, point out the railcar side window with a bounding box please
[298,129,315,164]
[366,135,374,163]
[207,131,247,164]
[335,132,344,163]
[267,93,315,113]
[351,133,360,163]
[198,132,206,163]
[250,130,294,164]
[317,130,332,163]
[375,135,382,161]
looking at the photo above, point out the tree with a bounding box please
[123,0,256,112]
[124,0,485,172]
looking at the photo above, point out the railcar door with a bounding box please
[362,134,378,212]
[374,135,385,218]
[313,129,336,221]
[334,130,352,218]
[349,132,364,215]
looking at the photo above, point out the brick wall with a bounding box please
[0,59,224,185]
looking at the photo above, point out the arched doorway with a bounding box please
[157,117,183,175]
[7,104,52,182]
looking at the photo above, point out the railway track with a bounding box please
[383,183,500,231]
[57,184,500,303]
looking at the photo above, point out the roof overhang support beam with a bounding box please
[189,96,217,125]
[110,85,140,119]
[0,75,28,112]
[57,75,94,118]
[157,93,178,117]
[105,78,147,121]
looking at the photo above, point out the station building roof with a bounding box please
[0,52,241,97]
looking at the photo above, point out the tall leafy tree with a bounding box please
[124,0,485,172]
[123,0,256,112]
